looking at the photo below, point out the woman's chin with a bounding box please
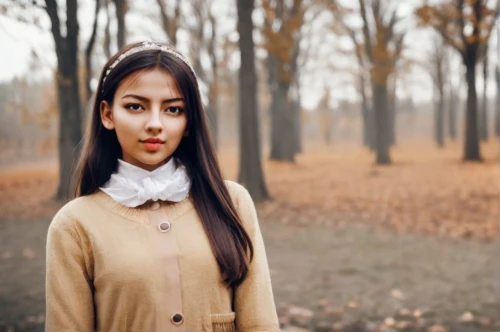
[129,153,172,171]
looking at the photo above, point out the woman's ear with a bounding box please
[100,101,115,130]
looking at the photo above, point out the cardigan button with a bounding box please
[158,222,171,232]
[171,313,184,325]
[150,202,160,210]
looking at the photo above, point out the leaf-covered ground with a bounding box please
[221,139,499,241]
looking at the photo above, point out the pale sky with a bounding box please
[0,0,498,110]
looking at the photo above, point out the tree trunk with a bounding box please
[496,26,500,137]
[267,55,279,147]
[290,35,302,155]
[388,75,396,146]
[264,2,300,162]
[58,71,83,201]
[495,66,500,136]
[361,102,372,149]
[448,82,458,141]
[291,80,302,154]
[352,31,373,149]
[114,0,126,49]
[156,0,180,46]
[236,0,269,202]
[207,84,218,149]
[45,0,83,201]
[104,0,112,58]
[267,54,296,162]
[324,109,331,145]
[270,80,295,161]
[372,79,391,164]
[463,60,481,161]
[206,11,218,148]
[359,73,373,149]
[434,87,445,148]
[324,106,334,145]
[480,51,489,141]
[85,0,100,102]
[366,107,375,150]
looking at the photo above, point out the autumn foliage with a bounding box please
[223,139,499,241]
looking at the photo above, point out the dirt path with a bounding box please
[263,221,499,329]
[0,217,498,331]
[0,218,49,331]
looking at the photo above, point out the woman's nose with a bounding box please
[145,110,163,134]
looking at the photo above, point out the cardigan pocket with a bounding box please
[202,312,236,332]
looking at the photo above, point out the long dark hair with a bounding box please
[74,41,253,287]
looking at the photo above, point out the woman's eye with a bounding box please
[125,104,143,111]
[166,106,184,115]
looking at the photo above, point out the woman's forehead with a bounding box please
[117,68,183,100]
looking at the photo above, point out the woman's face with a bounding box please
[100,68,188,171]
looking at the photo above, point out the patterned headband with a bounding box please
[102,41,196,88]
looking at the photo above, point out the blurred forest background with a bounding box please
[0,0,500,331]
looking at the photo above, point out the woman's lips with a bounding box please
[143,142,162,151]
[141,138,165,152]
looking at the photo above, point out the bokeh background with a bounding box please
[0,0,499,331]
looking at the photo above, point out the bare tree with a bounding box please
[104,0,112,58]
[428,36,448,148]
[113,0,126,49]
[387,71,397,146]
[357,0,406,164]
[317,89,334,144]
[296,5,325,152]
[156,0,181,46]
[236,0,270,201]
[417,0,500,161]
[329,5,374,149]
[448,51,461,141]
[496,23,500,136]
[85,0,101,102]
[187,0,220,147]
[45,0,83,200]
[262,0,305,162]
[206,9,219,147]
[480,46,489,141]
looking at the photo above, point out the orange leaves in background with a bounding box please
[223,139,498,241]
[0,161,60,221]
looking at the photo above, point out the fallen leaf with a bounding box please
[22,248,36,260]
[391,289,405,300]
[458,311,474,323]
[384,317,396,327]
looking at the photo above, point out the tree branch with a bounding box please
[66,0,78,56]
[85,0,101,99]
[478,0,500,58]
[457,0,467,52]
[359,0,374,62]
[43,0,63,60]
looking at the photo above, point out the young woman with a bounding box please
[45,41,280,332]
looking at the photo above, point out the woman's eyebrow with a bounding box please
[121,94,185,103]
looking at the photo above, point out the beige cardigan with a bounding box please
[45,180,280,332]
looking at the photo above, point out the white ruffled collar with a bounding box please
[99,158,191,208]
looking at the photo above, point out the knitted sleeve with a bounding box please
[45,209,95,332]
[231,183,281,332]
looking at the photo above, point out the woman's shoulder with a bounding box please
[50,193,100,230]
[223,180,260,231]
[224,180,252,206]
[224,180,246,195]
